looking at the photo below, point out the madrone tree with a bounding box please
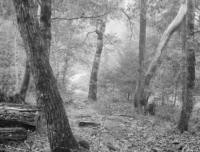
[12,0,79,151]
[133,0,188,113]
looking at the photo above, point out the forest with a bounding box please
[0,0,199,152]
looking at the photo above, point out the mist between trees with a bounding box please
[0,0,200,152]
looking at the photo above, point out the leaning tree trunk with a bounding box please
[178,0,195,133]
[134,0,147,114]
[12,0,79,151]
[88,20,106,101]
[40,1,51,58]
[133,0,188,106]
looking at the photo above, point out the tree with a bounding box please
[133,0,188,110]
[134,0,147,113]
[0,0,29,104]
[19,58,30,102]
[12,0,80,151]
[178,0,195,133]
[88,19,106,101]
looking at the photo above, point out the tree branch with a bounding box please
[52,11,111,21]
[120,8,134,40]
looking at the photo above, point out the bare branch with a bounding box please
[52,11,111,21]
[120,8,134,40]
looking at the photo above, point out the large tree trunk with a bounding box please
[178,0,195,133]
[88,20,106,101]
[133,1,188,107]
[12,0,79,151]
[40,1,51,57]
[134,0,147,113]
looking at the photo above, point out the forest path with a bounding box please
[66,100,187,152]
[2,99,200,152]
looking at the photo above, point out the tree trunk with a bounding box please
[178,0,195,133]
[161,87,165,105]
[174,71,181,106]
[173,83,177,106]
[14,31,19,91]
[19,59,30,102]
[12,0,79,151]
[127,92,130,101]
[88,20,106,101]
[134,1,188,108]
[134,0,147,114]
[40,0,51,57]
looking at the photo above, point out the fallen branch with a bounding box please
[78,122,100,127]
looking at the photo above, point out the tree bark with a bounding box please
[12,0,79,151]
[134,1,188,108]
[178,0,195,133]
[88,20,106,101]
[134,0,147,114]
[40,0,51,57]
[173,82,178,106]
[14,31,19,91]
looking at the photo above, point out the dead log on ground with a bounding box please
[0,103,38,131]
[0,127,27,142]
[78,121,100,127]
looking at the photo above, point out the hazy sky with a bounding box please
[106,19,128,40]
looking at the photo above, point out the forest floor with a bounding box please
[1,99,200,152]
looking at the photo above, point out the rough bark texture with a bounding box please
[88,20,106,101]
[40,0,51,57]
[134,0,147,113]
[12,0,79,151]
[134,1,188,108]
[178,0,195,133]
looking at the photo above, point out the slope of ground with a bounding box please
[1,99,200,152]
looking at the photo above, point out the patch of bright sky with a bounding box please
[105,19,128,40]
[105,0,134,40]
[69,0,135,91]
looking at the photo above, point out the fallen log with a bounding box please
[78,121,100,127]
[0,127,27,142]
[0,103,38,131]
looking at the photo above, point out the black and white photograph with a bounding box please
[0,0,199,151]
